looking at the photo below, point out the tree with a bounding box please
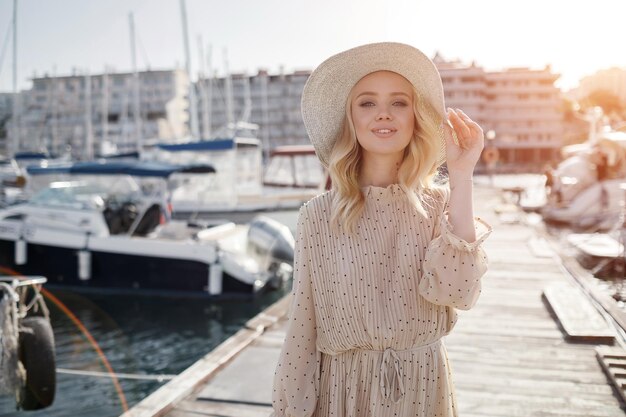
[580,89,624,116]
[560,97,578,122]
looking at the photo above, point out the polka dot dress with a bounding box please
[271,184,492,417]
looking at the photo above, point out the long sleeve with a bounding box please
[270,205,321,417]
[418,187,493,310]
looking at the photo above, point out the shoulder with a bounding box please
[297,190,333,226]
[300,190,333,216]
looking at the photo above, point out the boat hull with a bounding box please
[0,240,254,297]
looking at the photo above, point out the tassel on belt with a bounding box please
[368,339,443,404]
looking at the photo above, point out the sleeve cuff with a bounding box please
[439,212,493,252]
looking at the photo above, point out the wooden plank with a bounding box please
[542,281,615,344]
[168,398,271,417]
[527,236,556,258]
[456,389,626,417]
[539,229,626,335]
[596,346,626,407]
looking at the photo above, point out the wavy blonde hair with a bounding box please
[328,83,448,235]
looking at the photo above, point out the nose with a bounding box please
[376,108,392,121]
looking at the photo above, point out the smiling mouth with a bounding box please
[371,129,397,138]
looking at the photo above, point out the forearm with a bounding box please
[447,171,476,243]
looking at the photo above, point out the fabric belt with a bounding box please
[369,339,443,404]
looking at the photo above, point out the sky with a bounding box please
[0,0,623,93]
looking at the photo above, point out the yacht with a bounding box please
[143,137,325,218]
[0,161,295,297]
[541,130,626,230]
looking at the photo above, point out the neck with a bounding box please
[358,152,403,187]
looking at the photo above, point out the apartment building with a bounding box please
[195,69,310,155]
[7,69,189,157]
[6,58,567,169]
[435,54,564,167]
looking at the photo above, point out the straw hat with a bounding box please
[301,42,447,169]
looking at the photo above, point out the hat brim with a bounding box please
[301,42,447,169]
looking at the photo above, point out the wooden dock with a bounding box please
[121,185,626,417]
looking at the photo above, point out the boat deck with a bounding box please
[121,184,626,417]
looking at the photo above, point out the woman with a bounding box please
[270,42,492,417]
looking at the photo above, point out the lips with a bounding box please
[371,127,397,138]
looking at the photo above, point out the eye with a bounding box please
[393,101,408,106]
[359,101,375,107]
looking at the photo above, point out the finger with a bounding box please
[447,110,472,150]
[444,120,470,151]
[443,121,458,148]
[455,109,483,135]
[447,108,471,139]
[451,109,477,135]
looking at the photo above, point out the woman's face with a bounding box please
[350,70,415,159]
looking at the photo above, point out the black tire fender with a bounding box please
[18,316,56,410]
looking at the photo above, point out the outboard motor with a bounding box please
[247,216,295,266]
[247,216,295,289]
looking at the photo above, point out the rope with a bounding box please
[56,368,175,382]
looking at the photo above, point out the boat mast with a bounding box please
[101,67,109,152]
[84,70,94,160]
[206,44,213,139]
[51,65,59,155]
[197,35,210,139]
[129,12,142,152]
[11,0,19,156]
[223,47,234,137]
[179,0,199,139]
[260,69,270,164]
[241,71,251,124]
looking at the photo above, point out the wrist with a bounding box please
[448,171,474,182]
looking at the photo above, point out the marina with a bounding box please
[1,1,626,416]
[2,174,626,416]
[114,180,626,417]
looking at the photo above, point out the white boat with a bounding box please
[566,232,625,276]
[567,233,624,258]
[0,161,295,297]
[143,138,326,217]
[541,130,626,229]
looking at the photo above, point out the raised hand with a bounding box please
[443,108,485,174]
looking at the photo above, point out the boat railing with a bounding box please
[0,276,49,321]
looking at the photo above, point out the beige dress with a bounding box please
[270,184,492,417]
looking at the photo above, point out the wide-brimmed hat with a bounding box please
[301,42,447,169]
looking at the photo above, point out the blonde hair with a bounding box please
[328,84,448,235]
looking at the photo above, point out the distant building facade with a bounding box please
[6,69,189,157]
[435,54,564,167]
[194,69,310,156]
[6,59,569,169]
[204,58,566,168]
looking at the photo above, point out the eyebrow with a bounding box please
[355,91,411,99]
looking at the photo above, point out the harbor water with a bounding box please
[0,286,291,417]
[0,201,301,417]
